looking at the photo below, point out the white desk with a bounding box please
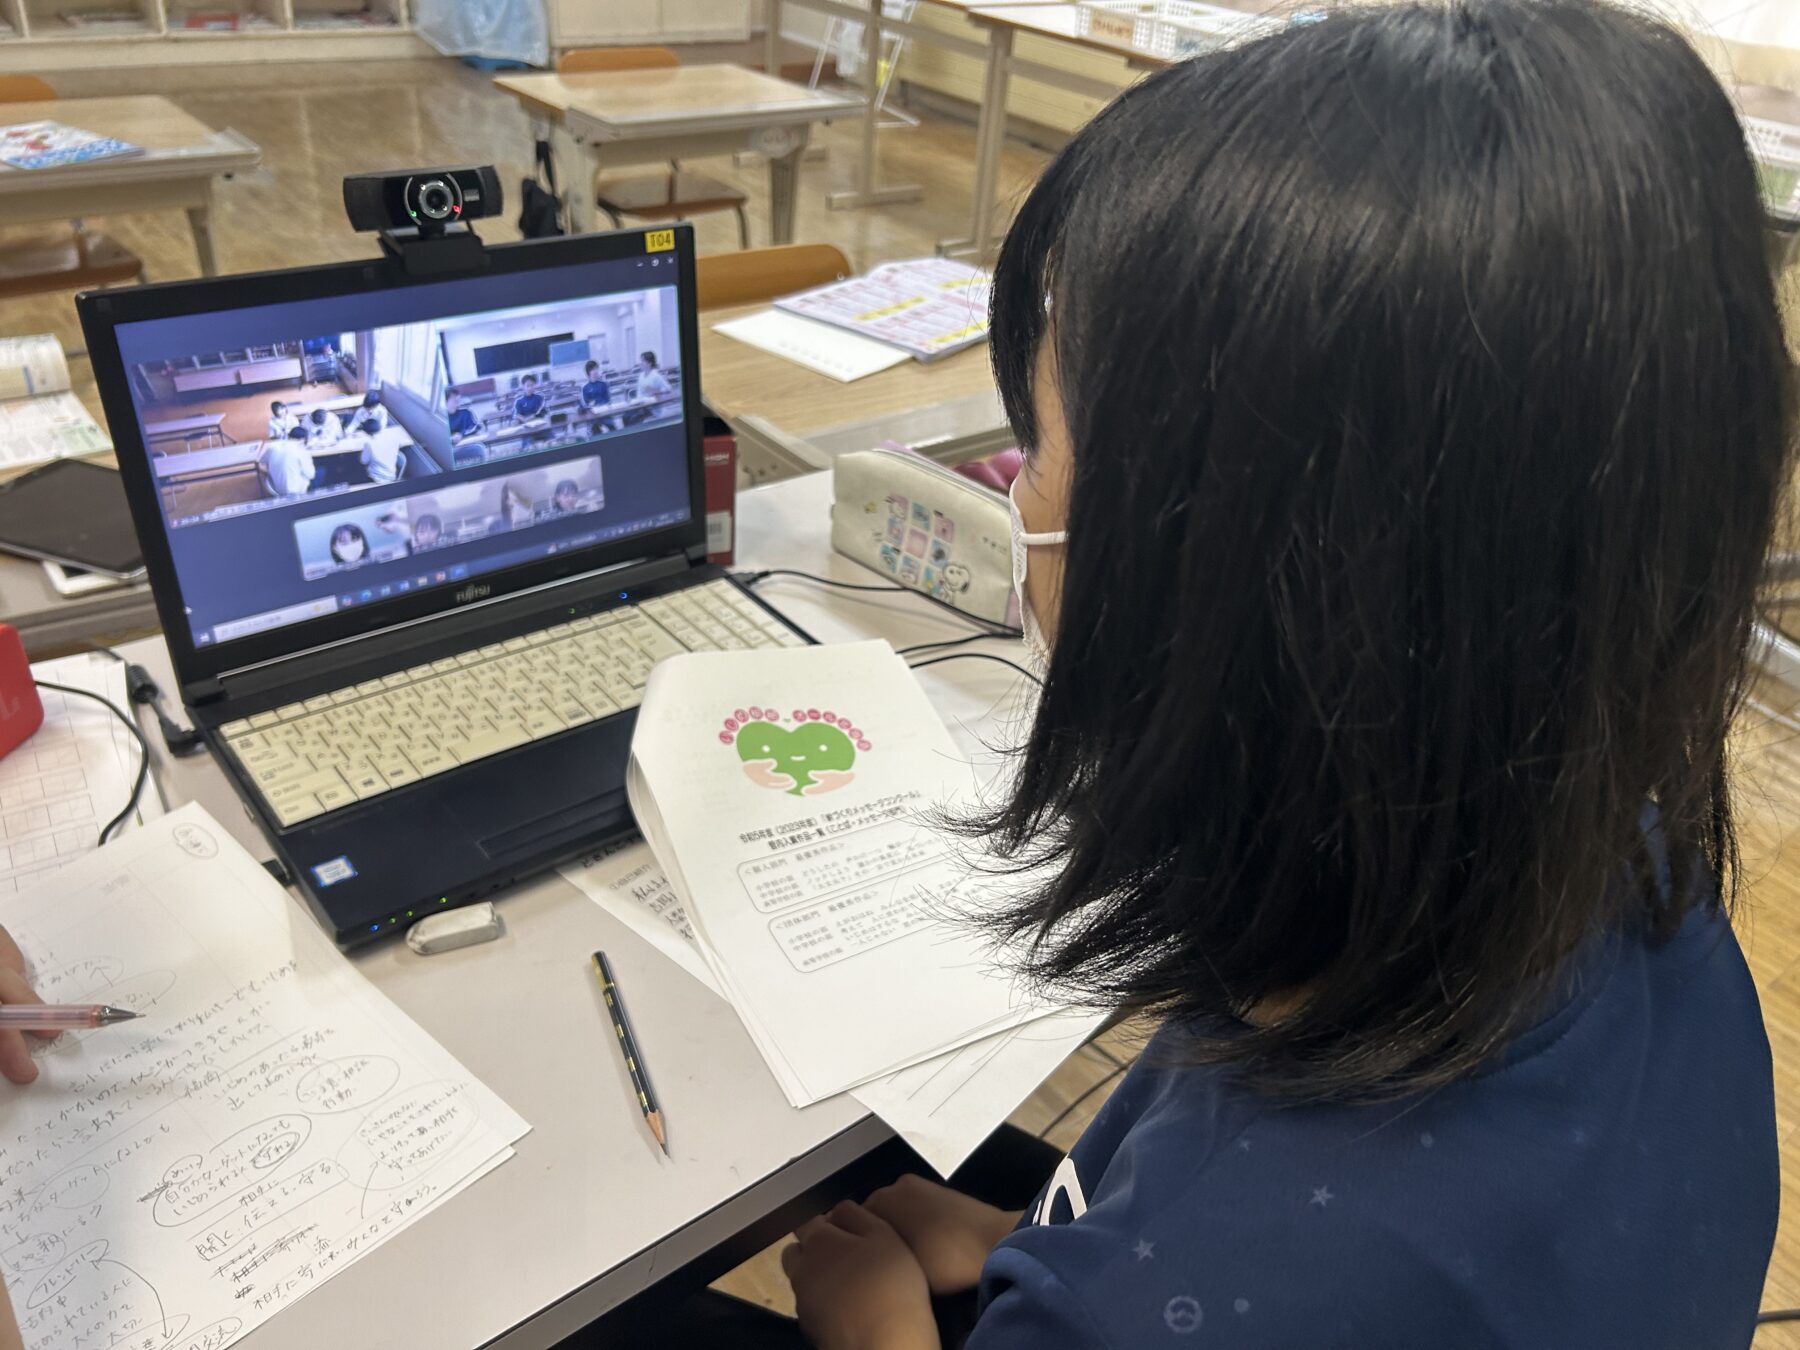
[496,66,860,243]
[0,97,261,277]
[115,469,1033,1348]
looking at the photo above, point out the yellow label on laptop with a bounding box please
[645,229,676,252]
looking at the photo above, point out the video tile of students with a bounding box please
[436,291,683,469]
[133,326,448,528]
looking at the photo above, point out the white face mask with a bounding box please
[1008,474,1067,671]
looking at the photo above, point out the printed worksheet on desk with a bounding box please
[564,835,1100,1175]
[1,653,162,896]
[0,803,528,1350]
[627,639,1051,1108]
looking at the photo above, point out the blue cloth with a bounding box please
[582,378,611,409]
[448,407,478,438]
[514,391,545,420]
[971,904,1776,1349]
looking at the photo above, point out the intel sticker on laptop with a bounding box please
[312,857,357,887]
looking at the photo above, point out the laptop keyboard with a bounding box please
[218,580,804,828]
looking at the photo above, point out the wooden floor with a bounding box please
[14,50,1800,1340]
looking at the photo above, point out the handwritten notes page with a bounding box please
[563,837,1098,1175]
[0,804,527,1350]
[627,640,1054,1110]
[1,653,163,896]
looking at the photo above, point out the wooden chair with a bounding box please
[0,75,145,297]
[557,48,751,249]
[696,244,851,309]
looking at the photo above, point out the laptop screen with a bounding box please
[108,249,694,653]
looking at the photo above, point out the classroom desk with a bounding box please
[143,412,230,450]
[111,469,1032,1349]
[0,554,156,659]
[952,3,1173,259]
[761,0,1067,214]
[495,66,860,243]
[698,302,1006,478]
[1736,82,1800,270]
[0,97,261,277]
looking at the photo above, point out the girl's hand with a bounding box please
[862,1174,1023,1295]
[0,925,51,1086]
[782,1201,939,1350]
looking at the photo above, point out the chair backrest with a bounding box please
[697,244,852,310]
[557,47,679,75]
[0,75,56,103]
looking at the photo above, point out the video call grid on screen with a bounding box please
[112,257,694,649]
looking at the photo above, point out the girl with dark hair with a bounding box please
[328,523,367,566]
[767,2,1795,1347]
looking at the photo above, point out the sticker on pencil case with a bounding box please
[721,707,870,797]
[312,856,357,887]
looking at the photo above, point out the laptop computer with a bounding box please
[77,223,810,948]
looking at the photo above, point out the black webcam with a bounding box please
[343,166,503,276]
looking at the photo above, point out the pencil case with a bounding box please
[830,448,1018,627]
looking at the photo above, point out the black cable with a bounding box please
[1758,1309,1800,1325]
[898,633,1010,657]
[1081,1040,1126,1070]
[1038,1062,1127,1141]
[740,567,1024,639]
[907,652,1042,686]
[31,680,149,846]
[739,568,907,594]
[88,645,205,756]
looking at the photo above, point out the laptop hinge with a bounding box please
[189,551,693,708]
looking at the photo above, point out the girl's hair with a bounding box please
[976,0,1795,1100]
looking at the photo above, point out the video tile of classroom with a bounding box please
[438,288,683,470]
[133,326,449,525]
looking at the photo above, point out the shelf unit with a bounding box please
[0,0,427,70]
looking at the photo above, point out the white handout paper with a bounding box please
[0,803,528,1350]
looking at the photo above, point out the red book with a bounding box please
[702,413,736,566]
[0,625,43,763]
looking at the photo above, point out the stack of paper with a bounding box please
[612,639,1097,1171]
[0,335,111,472]
[0,805,528,1350]
[1,652,162,896]
[711,258,992,384]
[563,837,1099,1176]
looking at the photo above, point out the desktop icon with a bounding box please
[379,585,392,597]
[417,577,428,588]
[360,590,373,602]
[398,580,410,592]
[435,572,447,583]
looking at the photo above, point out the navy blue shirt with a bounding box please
[973,906,1776,1349]
[448,407,477,438]
[582,377,611,409]
[514,391,545,419]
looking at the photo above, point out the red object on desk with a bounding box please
[0,625,42,763]
[703,413,737,566]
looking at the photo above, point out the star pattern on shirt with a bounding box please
[1310,1186,1335,1208]
[1133,1239,1155,1261]
[1236,1136,1252,1152]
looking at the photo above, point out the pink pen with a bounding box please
[0,1005,140,1031]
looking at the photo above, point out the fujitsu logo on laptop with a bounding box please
[454,583,491,604]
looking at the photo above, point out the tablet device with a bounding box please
[0,460,145,580]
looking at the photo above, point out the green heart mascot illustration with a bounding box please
[723,708,870,796]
